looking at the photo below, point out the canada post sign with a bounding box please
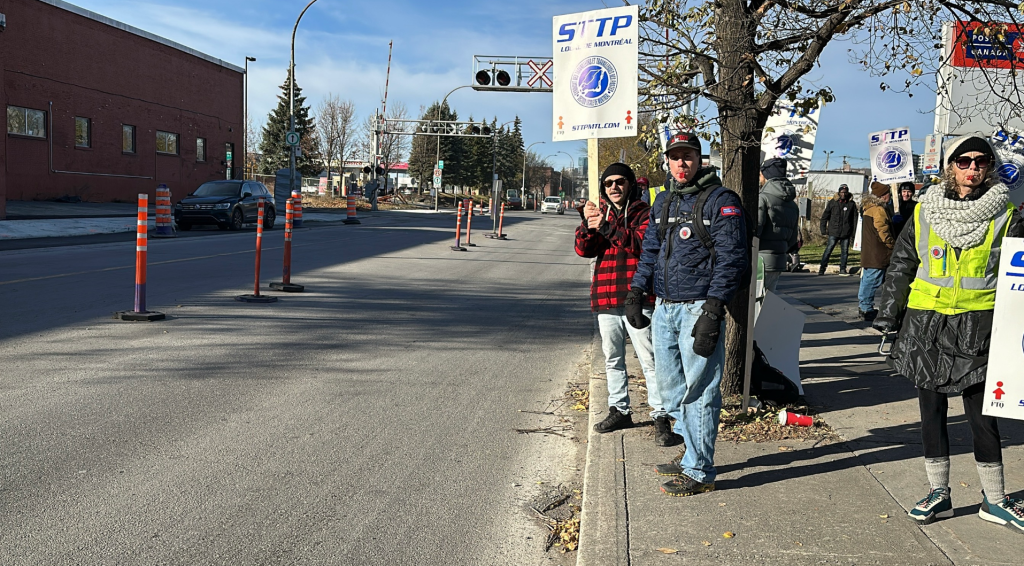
[952,21,1024,69]
[552,5,638,141]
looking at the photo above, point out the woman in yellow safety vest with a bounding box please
[874,133,1024,531]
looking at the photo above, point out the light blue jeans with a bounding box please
[652,299,725,484]
[858,267,886,312]
[597,307,661,417]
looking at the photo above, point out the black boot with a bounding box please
[653,416,683,447]
[594,407,632,433]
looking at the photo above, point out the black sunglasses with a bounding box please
[603,178,628,188]
[953,155,992,170]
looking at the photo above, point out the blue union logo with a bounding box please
[571,56,618,108]
[998,162,1022,188]
[876,147,909,175]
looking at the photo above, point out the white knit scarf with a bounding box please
[918,181,1009,249]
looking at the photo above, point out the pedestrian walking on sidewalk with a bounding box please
[818,184,858,275]
[873,133,1024,531]
[628,132,749,496]
[576,163,679,446]
[857,182,895,320]
[757,158,800,292]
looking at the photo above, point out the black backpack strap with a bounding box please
[656,192,676,242]
[690,185,721,263]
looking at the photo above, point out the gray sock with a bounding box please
[977,462,1005,502]
[924,457,950,491]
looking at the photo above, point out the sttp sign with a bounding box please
[552,5,638,141]
[868,127,915,183]
[983,238,1024,420]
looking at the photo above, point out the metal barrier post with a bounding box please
[117,194,165,321]
[270,198,304,292]
[237,198,278,303]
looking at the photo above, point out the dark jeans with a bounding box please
[819,236,850,271]
[918,383,1001,463]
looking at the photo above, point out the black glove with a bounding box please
[872,316,898,333]
[624,288,650,329]
[691,298,726,358]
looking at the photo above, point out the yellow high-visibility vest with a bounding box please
[906,202,1015,314]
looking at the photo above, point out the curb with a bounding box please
[576,330,630,566]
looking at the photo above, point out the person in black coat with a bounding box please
[817,184,859,274]
[891,181,918,237]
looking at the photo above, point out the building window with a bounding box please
[75,117,91,148]
[7,105,46,138]
[123,125,136,153]
[196,137,206,162]
[156,131,178,155]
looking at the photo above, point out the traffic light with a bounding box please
[470,124,492,136]
[475,69,511,88]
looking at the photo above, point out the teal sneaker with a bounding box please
[908,487,953,525]
[979,493,1024,533]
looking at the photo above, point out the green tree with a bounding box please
[258,70,320,176]
[408,102,463,193]
[496,117,525,193]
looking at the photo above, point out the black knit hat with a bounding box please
[600,163,637,200]
[946,135,993,164]
[760,158,787,180]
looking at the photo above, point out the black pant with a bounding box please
[918,383,1001,463]
[819,236,850,271]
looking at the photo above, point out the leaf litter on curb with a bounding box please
[717,395,841,444]
[656,548,678,554]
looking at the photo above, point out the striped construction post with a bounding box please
[291,189,303,228]
[153,184,175,238]
[270,199,304,292]
[450,201,467,252]
[487,203,509,240]
[464,199,476,247]
[117,194,165,321]
[343,193,360,225]
[236,198,278,303]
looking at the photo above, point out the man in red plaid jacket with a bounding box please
[575,163,680,446]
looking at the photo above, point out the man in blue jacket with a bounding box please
[625,131,749,497]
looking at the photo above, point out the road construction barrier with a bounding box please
[117,194,165,321]
[486,203,508,240]
[237,198,278,303]
[153,184,175,238]
[451,201,468,251]
[291,190,303,228]
[270,199,304,292]
[344,194,360,224]
[487,198,492,216]
[464,199,477,247]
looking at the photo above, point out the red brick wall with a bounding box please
[1,0,243,217]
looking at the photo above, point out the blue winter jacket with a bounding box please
[631,169,749,303]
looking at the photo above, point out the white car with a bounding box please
[541,197,565,214]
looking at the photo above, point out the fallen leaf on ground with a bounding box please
[656,547,678,554]
[960,481,970,487]
[879,514,889,518]
[795,541,803,546]
[719,503,727,507]
[723,532,735,538]
[702,540,712,546]
[617,458,626,462]
[778,446,794,451]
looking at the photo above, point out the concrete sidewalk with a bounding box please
[578,272,1022,565]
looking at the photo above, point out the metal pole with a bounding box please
[244,56,255,179]
[434,85,472,212]
[491,119,516,232]
[558,151,575,201]
[523,141,544,211]
[289,1,319,207]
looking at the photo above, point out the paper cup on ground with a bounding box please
[778,409,813,427]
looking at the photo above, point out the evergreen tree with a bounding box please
[408,102,461,193]
[258,70,320,176]
[496,117,524,193]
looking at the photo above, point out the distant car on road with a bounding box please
[541,196,565,215]
[174,180,276,231]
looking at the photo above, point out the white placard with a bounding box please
[552,5,638,141]
[922,134,942,176]
[989,129,1024,212]
[760,101,821,178]
[869,127,915,183]
[852,216,863,252]
[753,291,807,395]
[983,238,1024,419]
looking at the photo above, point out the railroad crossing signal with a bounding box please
[471,55,553,92]
[526,59,553,88]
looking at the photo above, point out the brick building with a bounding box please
[0,0,244,219]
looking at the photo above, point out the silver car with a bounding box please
[541,196,565,214]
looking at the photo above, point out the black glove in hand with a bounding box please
[691,298,726,358]
[624,288,650,329]
[872,316,897,334]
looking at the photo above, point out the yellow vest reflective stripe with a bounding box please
[906,202,1014,314]
[649,186,666,203]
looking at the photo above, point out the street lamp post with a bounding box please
[522,141,544,212]
[244,56,255,179]
[288,0,320,206]
[434,85,472,212]
[823,150,835,171]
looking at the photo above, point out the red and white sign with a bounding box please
[527,59,553,87]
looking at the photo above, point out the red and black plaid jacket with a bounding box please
[575,200,656,312]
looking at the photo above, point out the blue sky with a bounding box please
[69,0,937,172]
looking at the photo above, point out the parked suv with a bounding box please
[540,196,565,214]
[174,180,276,231]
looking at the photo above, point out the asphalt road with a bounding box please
[0,211,593,565]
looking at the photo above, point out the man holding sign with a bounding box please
[874,134,1024,531]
